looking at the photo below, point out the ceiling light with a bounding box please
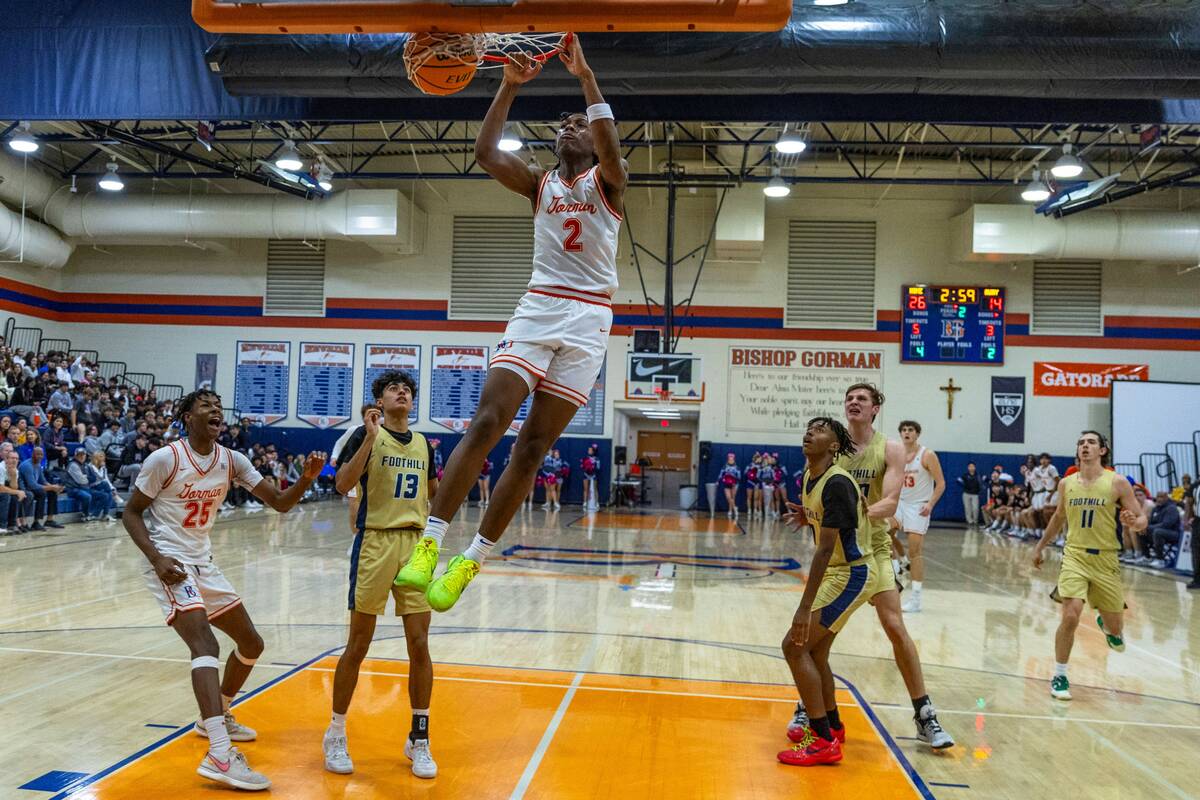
[1051,143,1083,179]
[1021,169,1050,203]
[763,166,790,198]
[813,0,849,5]
[316,162,334,192]
[774,124,807,155]
[275,140,303,171]
[7,121,38,154]
[98,162,124,192]
[498,123,523,152]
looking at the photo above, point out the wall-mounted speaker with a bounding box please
[614,446,628,466]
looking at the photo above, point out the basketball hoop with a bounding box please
[404,31,570,94]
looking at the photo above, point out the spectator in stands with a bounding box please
[64,447,100,521]
[0,415,11,440]
[9,377,40,413]
[1147,490,1183,569]
[53,356,73,388]
[47,380,73,415]
[1121,484,1155,564]
[117,432,150,487]
[957,462,982,526]
[13,417,28,446]
[122,420,149,445]
[284,453,303,489]
[42,415,70,467]
[18,428,41,462]
[82,424,104,455]
[984,476,1011,531]
[0,449,28,534]
[99,421,122,449]
[87,450,121,514]
[72,386,98,428]
[6,428,19,451]
[18,446,64,530]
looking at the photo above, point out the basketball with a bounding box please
[404,34,477,96]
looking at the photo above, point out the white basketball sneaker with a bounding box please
[194,711,257,742]
[902,592,922,613]
[197,747,270,790]
[405,737,437,779]
[323,732,354,774]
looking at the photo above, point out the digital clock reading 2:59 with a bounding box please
[901,285,1006,364]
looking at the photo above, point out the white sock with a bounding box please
[204,715,232,759]
[891,558,902,577]
[1054,662,1068,678]
[463,532,495,564]
[912,581,923,593]
[328,711,347,736]
[423,516,448,547]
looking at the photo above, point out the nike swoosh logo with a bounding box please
[634,362,663,377]
[208,755,231,773]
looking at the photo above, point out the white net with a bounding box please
[403,32,568,83]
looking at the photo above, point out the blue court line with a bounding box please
[143,723,177,730]
[502,543,801,564]
[9,622,1199,711]
[930,782,971,789]
[836,672,937,800]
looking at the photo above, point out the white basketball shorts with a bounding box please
[491,288,611,408]
[142,560,242,625]
[1031,490,1050,511]
[898,499,932,535]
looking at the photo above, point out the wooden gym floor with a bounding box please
[1,503,1197,799]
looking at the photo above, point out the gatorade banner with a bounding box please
[1034,362,1149,397]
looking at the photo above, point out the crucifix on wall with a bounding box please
[940,378,962,420]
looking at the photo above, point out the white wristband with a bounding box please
[587,103,614,124]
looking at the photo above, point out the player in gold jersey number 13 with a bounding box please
[1033,430,1147,701]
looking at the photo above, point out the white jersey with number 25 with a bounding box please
[135,440,263,564]
[530,166,622,297]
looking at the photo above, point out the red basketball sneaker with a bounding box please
[778,736,843,767]
[787,723,845,744]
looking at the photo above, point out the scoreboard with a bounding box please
[901,285,1005,364]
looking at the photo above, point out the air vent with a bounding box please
[265,239,326,317]
[786,220,876,329]
[450,216,533,320]
[1033,261,1102,335]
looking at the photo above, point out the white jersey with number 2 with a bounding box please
[530,166,622,297]
[135,440,263,564]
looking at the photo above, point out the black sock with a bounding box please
[827,708,842,730]
[410,712,429,741]
[810,716,833,742]
[911,695,931,716]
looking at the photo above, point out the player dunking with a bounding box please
[786,384,954,749]
[395,35,626,610]
[324,370,439,777]
[123,390,325,791]
[1033,431,1146,700]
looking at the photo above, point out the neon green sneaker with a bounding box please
[1096,614,1126,652]
[426,555,480,612]
[395,537,440,591]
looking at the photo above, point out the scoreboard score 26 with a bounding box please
[901,285,1006,365]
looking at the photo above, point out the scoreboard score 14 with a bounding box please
[901,285,1006,365]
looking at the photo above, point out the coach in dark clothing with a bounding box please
[1148,491,1182,562]
[958,462,983,526]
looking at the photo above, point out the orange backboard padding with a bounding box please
[192,0,792,34]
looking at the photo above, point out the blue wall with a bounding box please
[697,443,1076,522]
[251,425,611,506]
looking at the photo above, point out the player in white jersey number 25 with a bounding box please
[122,389,326,791]
[395,34,627,612]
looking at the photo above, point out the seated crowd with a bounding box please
[957,453,1195,573]
[0,341,322,534]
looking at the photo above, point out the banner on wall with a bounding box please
[1034,362,1149,397]
[508,362,607,435]
[990,376,1026,443]
[297,342,354,429]
[726,346,884,433]
[364,344,421,423]
[194,354,216,391]
[234,341,290,426]
[429,345,488,433]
